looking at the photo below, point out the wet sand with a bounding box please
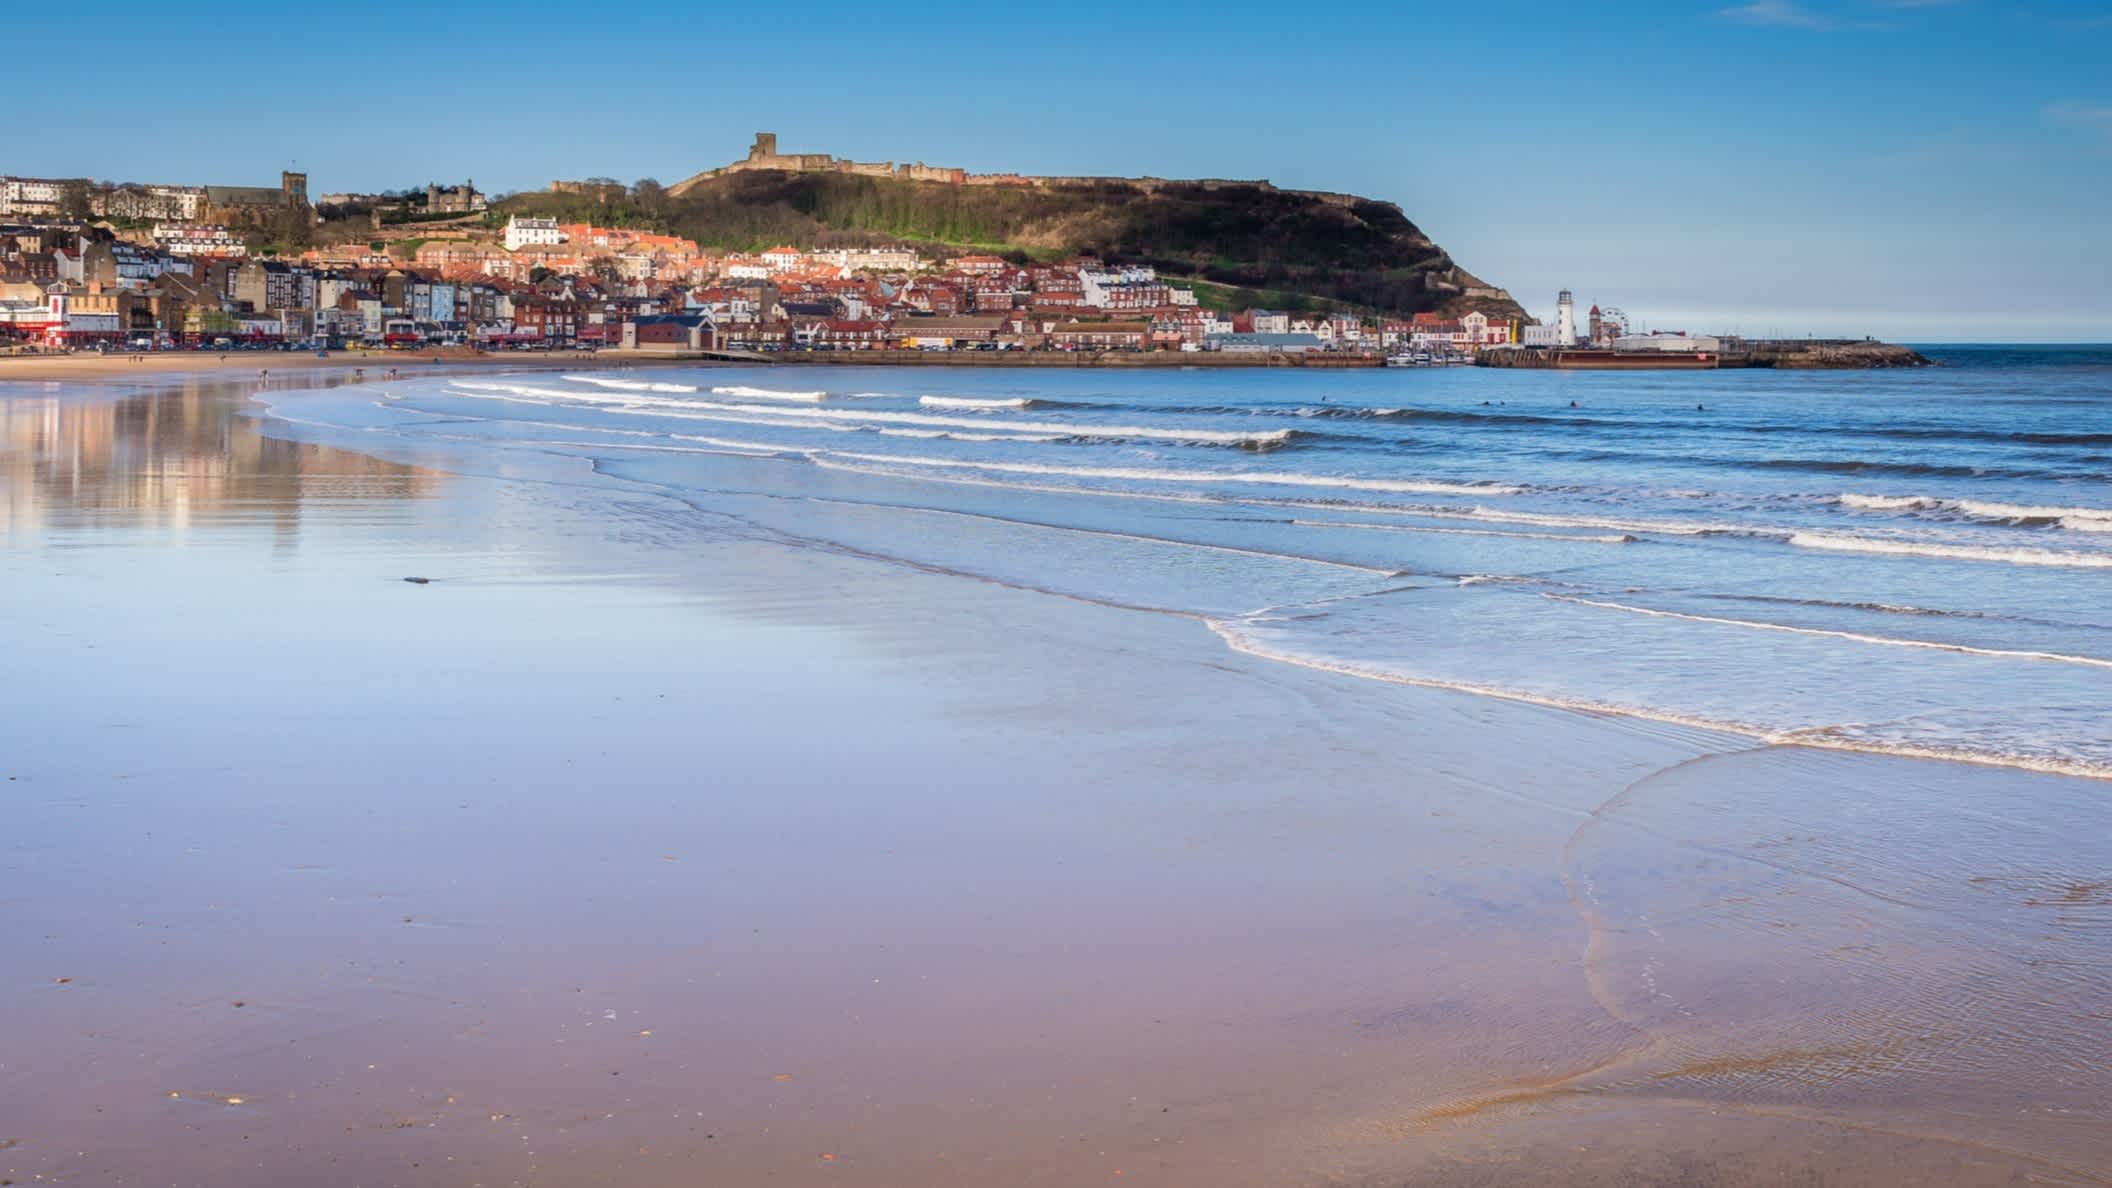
[2,378,2106,1187]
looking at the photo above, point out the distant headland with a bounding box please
[1,135,1918,365]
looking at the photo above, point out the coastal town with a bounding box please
[0,157,1564,362]
[2,147,1917,368]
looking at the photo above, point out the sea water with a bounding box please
[261,346,2112,780]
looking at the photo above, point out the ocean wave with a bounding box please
[602,398,1305,448]
[1790,532,2112,568]
[1206,619,2112,781]
[919,396,1036,410]
[450,381,1291,448]
[1699,592,1991,620]
[1839,493,2112,530]
[1464,506,1775,538]
[1292,519,1635,545]
[563,375,699,393]
[815,452,1521,496]
[1838,493,1933,511]
[711,385,829,401]
[450,380,588,401]
[1286,405,1563,427]
[1545,594,2112,670]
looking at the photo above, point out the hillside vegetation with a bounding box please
[498,172,1520,319]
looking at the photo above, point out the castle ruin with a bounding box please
[657,133,1369,209]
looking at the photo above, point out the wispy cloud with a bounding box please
[1720,1,1837,28]
[1874,0,1962,8]
[2046,101,2112,130]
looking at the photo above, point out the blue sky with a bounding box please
[11,0,2109,340]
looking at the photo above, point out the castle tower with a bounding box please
[750,132,778,162]
[280,170,308,207]
[1556,290,1575,345]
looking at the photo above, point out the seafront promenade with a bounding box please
[608,347,1388,368]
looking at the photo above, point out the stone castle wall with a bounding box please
[664,135,1381,207]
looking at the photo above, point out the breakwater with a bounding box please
[1479,340,1930,370]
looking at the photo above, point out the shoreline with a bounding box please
[0,346,633,383]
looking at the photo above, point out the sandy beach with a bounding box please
[3,371,2106,1187]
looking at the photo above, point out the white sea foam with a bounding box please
[1206,618,2112,781]
[603,398,1302,448]
[1546,594,2112,670]
[1463,506,1771,538]
[1838,493,1934,511]
[1956,498,2112,527]
[1293,519,1634,545]
[919,396,1034,410]
[450,380,586,401]
[711,385,829,401]
[564,375,699,393]
[1839,492,2112,531]
[819,452,1521,496]
[647,408,1064,444]
[1790,531,2112,568]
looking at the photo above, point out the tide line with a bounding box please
[1545,594,2112,670]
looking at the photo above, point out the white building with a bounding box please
[818,247,922,274]
[0,176,71,216]
[101,184,206,221]
[152,224,247,258]
[504,215,566,251]
[1613,332,1722,352]
[1079,264,1160,308]
[1556,289,1576,345]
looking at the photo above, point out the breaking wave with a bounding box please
[1839,492,2112,532]
[1545,594,2112,670]
[814,452,1522,497]
[563,375,699,393]
[1206,618,2112,781]
[1790,532,2112,568]
[711,385,829,401]
[1292,519,1635,545]
[919,396,1036,410]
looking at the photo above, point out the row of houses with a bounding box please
[1,172,312,227]
[0,225,631,347]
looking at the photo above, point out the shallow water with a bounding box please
[247,348,2112,779]
[4,365,2109,1187]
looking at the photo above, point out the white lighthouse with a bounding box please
[1556,290,1576,346]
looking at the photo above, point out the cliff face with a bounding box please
[507,171,1522,320]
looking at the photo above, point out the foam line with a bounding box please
[1546,594,2112,670]
[1791,532,2112,568]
